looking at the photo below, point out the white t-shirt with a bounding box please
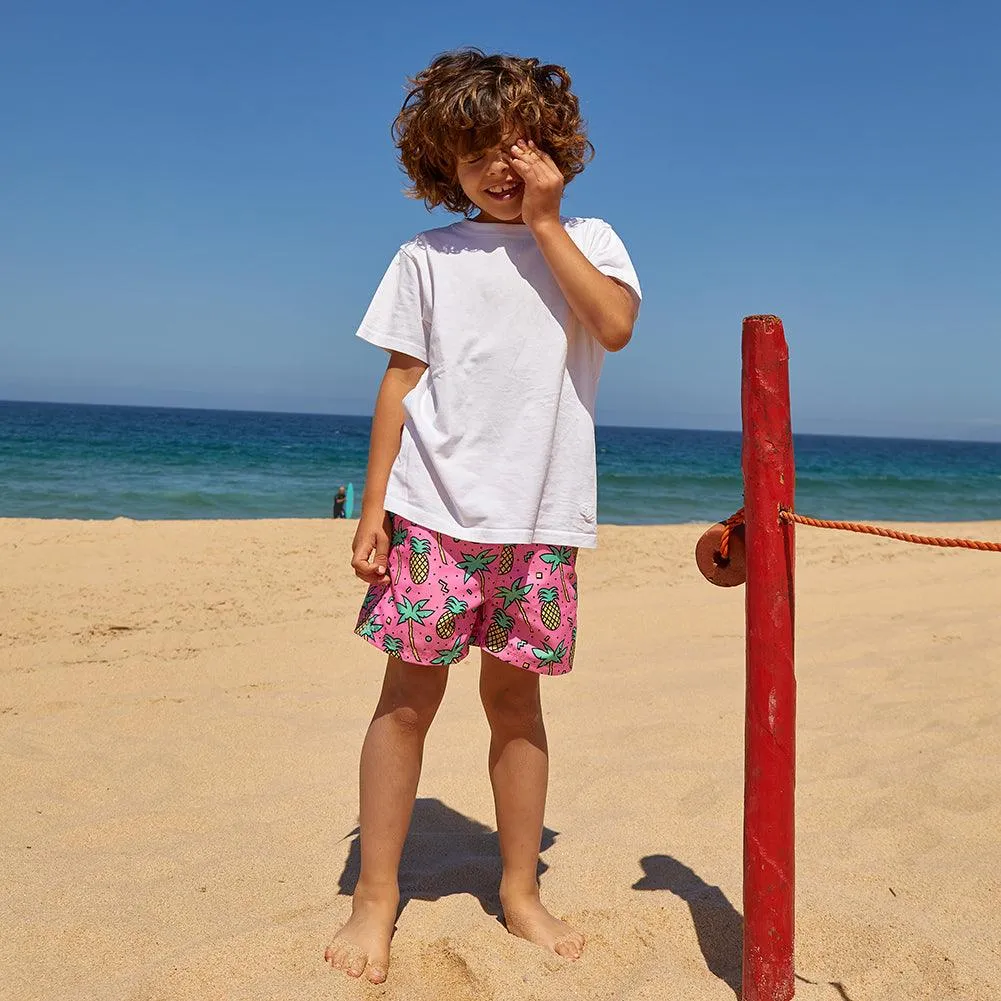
[356,216,641,548]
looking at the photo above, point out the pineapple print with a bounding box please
[538,587,561,630]
[436,596,468,639]
[408,538,431,584]
[498,544,515,575]
[485,609,515,653]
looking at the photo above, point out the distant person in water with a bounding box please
[332,486,347,518]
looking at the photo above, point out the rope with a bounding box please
[718,507,1001,553]
[778,509,1001,552]
[718,507,745,562]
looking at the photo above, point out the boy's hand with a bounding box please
[351,510,393,586]
[510,140,563,231]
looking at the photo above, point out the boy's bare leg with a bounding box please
[478,651,584,959]
[325,657,449,983]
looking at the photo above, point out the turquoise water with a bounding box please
[2,400,999,523]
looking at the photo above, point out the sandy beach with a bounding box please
[2,517,999,1000]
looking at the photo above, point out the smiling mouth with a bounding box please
[484,182,523,201]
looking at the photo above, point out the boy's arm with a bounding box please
[352,350,428,584]
[531,222,637,352]
[509,139,637,352]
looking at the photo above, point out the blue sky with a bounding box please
[2,1,999,440]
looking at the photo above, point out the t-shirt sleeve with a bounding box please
[584,219,642,308]
[355,248,429,363]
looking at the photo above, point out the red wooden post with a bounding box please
[741,315,796,1000]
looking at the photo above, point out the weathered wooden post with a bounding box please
[741,314,796,1000]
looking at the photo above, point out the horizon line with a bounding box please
[3,397,1000,446]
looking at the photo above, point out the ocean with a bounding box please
[2,400,999,524]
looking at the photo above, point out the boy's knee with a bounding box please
[385,702,436,734]
[480,678,541,731]
[379,661,447,729]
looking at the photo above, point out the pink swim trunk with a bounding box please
[354,514,579,675]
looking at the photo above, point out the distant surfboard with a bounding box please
[345,482,354,519]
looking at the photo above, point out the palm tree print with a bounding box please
[356,614,384,639]
[540,546,574,601]
[395,597,434,663]
[360,587,380,616]
[391,524,409,584]
[430,636,466,666]
[495,577,534,627]
[455,549,498,589]
[436,532,448,565]
[531,639,567,674]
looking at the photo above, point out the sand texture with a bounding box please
[2,517,1000,1000]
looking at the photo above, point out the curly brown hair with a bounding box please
[393,49,594,215]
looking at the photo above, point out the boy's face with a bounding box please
[455,129,527,224]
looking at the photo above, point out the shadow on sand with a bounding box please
[633,858,859,1001]
[633,854,743,998]
[338,797,557,924]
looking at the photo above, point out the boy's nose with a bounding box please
[488,155,513,177]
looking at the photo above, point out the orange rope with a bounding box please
[778,509,1001,552]
[719,506,1000,552]
[718,507,745,561]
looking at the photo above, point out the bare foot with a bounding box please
[324,889,398,984]
[500,890,585,960]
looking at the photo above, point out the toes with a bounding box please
[555,934,584,960]
[328,941,368,977]
[366,963,388,984]
[346,950,368,978]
